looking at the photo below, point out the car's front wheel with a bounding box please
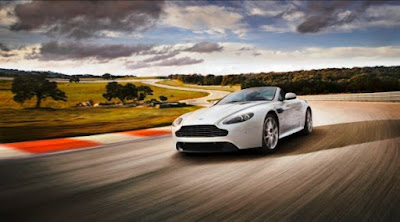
[259,114,279,153]
[302,108,312,135]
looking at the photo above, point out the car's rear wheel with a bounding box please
[302,108,312,135]
[259,114,279,153]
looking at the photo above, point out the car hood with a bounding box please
[181,101,269,125]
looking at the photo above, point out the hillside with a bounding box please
[169,66,400,94]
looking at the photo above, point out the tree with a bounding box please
[11,74,67,108]
[159,96,168,101]
[241,78,265,89]
[69,76,80,83]
[137,85,153,100]
[138,93,146,100]
[102,73,114,80]
[102,82,138,105]
[348,73,380,93]
[124,83,138,101]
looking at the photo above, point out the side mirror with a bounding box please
[285,92,296,100]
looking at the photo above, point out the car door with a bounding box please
[277,90,301,134]
[278,100,297,133]
[285,99,302,129]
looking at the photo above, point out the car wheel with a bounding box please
[302,108,312,135]
[259,114,279,153]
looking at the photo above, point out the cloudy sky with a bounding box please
[0,0,399,76]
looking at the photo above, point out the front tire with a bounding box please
[259,114,279,153]
[302,108,312,135]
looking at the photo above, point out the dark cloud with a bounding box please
[237,46,260,56]
[143,51,180,63]
[126,61,150,70]
[155,56,204,66]
[126,41,220,69]
[0,0,22,9]
[126,56,203,70]
[138,46,174,55]
[239,47,253,51]
[0,52,15,57]
[0,43,10,52]
[10,0,165,39]
[32,41,154,61]
[185,42,223,53]
[296,1,388,33]
[0,42,15,57]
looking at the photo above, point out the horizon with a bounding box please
[1,1,400,76]
[2,64,399,77]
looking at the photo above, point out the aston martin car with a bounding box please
[172,87,312,153]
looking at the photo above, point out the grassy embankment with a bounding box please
[0,80,207,143]
[157,79,241,92]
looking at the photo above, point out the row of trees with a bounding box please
[10,75,163,108]
[169,66,400,94]
[102,82,154,105]
[168,74,223,85]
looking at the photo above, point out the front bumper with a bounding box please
[172,122,262,152]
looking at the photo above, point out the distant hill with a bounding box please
[0,68,70,78]
[0,68,101,79]
[169,66,400,94]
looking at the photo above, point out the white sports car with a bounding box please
[172,87,312,153]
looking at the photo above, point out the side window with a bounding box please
[279,89,285,101]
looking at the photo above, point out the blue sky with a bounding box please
[0,1,399,76]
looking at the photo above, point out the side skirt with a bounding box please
[279,126,303,139]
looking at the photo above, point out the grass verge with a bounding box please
[0,106,198,143]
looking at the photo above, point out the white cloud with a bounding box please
[260,25,295,33]
[249,8,281,17]
[163,4,247,37]
[282,11,305,22]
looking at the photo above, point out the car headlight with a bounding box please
[223,113,254,124]
[172,117,183,127]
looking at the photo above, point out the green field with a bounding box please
[0,80,207,109]
[157,80,240,92]
[0,80,207,142]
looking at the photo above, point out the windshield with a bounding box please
[217,87,277,105]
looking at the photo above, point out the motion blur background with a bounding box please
[0,1,399,221]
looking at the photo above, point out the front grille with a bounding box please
[175,125,228,137]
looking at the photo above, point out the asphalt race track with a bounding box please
[0,101,399,221]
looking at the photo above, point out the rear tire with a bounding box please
[302,108,312,135]
[258,114,279,154]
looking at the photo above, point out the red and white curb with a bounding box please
[0,126,172,160]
